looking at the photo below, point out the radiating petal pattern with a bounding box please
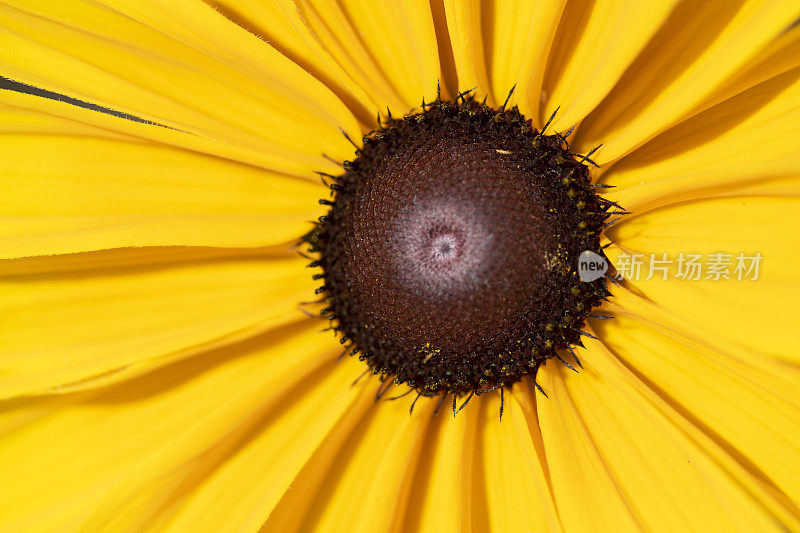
[263,384,377,532]
[476,391,560,532]
[538,334,800,531]
[596,303,800,524]
[605,63,800,213]
[609,194,800,364]
[0,2,798,532]
[0,87,339,175]
[542,0,679,131]
[0,250,317,398]
[403,402,479,533]
[295,0,443,117]
[200,0,378,124]
[0,94,325,258]
[271,387,435,532]
[210,0,445,121]
[0,0,359,175]
[87,355,367,532]
[0,322,351,531]
[574,0,800,164]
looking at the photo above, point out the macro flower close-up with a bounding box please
[2,0,800,531]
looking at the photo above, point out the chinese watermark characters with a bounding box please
[612,252,763,281]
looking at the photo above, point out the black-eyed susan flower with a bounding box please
[1,1,799,531]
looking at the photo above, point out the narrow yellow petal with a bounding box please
[0,114,324,257]
[539,336,798,530]
[189,0,378,124]
[595,306,800,525]
[288,0,441,118]
[482,0,560,107]
[703,24,800,111]
[429,0,459,98]
[476,391,560,532]
[0,0,359,175]
[0,252,317,398]
[89,357,368,532]
[0,98,135,140]
[0,246,276,277]
[332,0,442,110]
[0,322,340,531]
[575,0,800,163]
[504,0,566,124]
[1,83,344,175]
[609,195,800,364]
[536,356,641,531]
[542,0,679,132]
[263,383,376,532]
[442,0,491,97]
[287,1,401,114]
[601,273,800,408]
[434,0,565,119]
[405,400,479,532]
[281,388,435,532]
[603,65,800,213]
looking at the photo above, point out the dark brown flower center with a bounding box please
[307,96,614,399]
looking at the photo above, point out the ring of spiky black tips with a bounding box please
[304,88,620,415]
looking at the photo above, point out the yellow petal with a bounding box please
[0,0,359,175]
[263,381,376,532]
[595,308,800,525]
[405,400,479,532]
[0,250,317,398]
[0,246,274,277]
[542,0,679,132]
[605,64,800,214]
[88,355,368,532]
[1,81,345,176]
[574,0,800,163]
[538,335,798,530]
[265,384,435,532]
[188,0,378,124]
[0,321,343,531]
[609,194,800,364]
[429,0,458,98]
[603,285,800,408]
[434,0,565,121]
[536,356,640,531]
[603,70,800,213]
[476,390,561,532]
[703,23,800,112]
[484,0,565,119]
[506,0,566,124]
[0,94,137,140]
[269,0,441,119]
[0,101,324,257]
[442,0,491,98]
[315,0,441,114]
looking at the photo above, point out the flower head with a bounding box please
[1,1,799,531]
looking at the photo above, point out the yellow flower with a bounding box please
[1,1,800,531]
